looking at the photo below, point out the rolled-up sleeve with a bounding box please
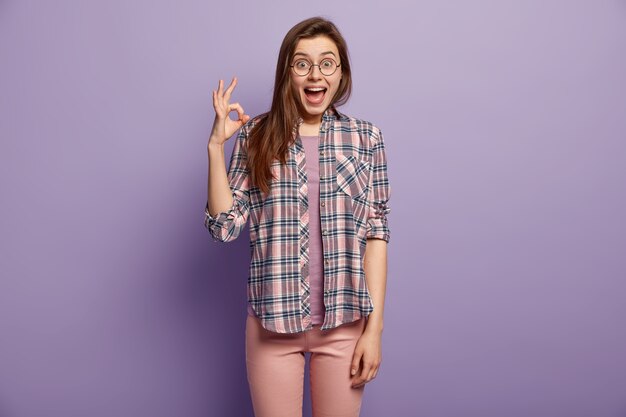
[365,127,391,242]
[204,124,251,242]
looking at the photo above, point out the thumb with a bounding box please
[350,351,362,376]
[228,102,247,125]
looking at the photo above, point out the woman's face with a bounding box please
[290,35,342,124]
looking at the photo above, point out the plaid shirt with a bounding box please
[204,106,391,333]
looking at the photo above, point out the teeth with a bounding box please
[306,87,325,92]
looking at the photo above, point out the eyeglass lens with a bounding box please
[292,58,338,76]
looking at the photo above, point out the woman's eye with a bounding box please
[321,60,333,67]
[296,60,309,68]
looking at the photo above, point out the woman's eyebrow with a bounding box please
[293,51,337,58]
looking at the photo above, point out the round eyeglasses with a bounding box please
[290,58,341,77]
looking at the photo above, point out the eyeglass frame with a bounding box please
[289,57,341,77]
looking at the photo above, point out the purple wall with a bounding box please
[1,1,626,416]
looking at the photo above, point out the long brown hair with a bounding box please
[247,16,353,195]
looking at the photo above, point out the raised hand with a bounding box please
[209,77,250,146]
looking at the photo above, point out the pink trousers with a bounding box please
[245,314,367,417]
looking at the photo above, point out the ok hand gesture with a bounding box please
[209,77,250,146]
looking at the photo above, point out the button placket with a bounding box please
[318,112,336,332]
[294,130,313,329]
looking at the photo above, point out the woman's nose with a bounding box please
[308,65,322,79]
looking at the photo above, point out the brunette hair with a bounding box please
[246,16,352,195]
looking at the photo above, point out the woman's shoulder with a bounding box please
[334,109,384,143]
[242,112,269,132]
[234,113,269,148]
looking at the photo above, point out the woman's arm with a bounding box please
[205,77,251,242]
[207,77,248,215]
[363,238,388,334]
[207,142,234,217]
[350,126,391,388]
[363,125,392,331]
[350,239,387,388]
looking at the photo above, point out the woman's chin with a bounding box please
[300,100,327,119]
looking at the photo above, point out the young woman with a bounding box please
[205,16,391,417]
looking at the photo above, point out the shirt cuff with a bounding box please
[365,202,391,242]
[205,199,249,243]
[205,201,236,233]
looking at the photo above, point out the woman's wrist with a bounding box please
[364,314,384,334]
[207,140,225,152]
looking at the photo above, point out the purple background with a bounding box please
[1,1,626,416]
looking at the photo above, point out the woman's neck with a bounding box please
[299,120,321,136]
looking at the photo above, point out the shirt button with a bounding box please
[322,230,328,236]
[321,201,325,207]
[320,151,324,156]
[320,176,324,181]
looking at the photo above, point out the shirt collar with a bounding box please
[322,105,348,122]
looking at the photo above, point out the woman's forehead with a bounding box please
[293,36,339,58]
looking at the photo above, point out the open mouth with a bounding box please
[303,87,327,105]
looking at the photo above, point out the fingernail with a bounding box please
[351,369,356,375]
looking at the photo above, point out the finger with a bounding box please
[359,361,372,383]
[228,102,246,122]
[217,79,224,99]
[212,90,223,118]
[350,351,362,376]
[351,359,371,387]
[223,76,237,102]
[352,374,367,388]
[212,90,218,110]
[366,367,376,382]
[351,375,364,388]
